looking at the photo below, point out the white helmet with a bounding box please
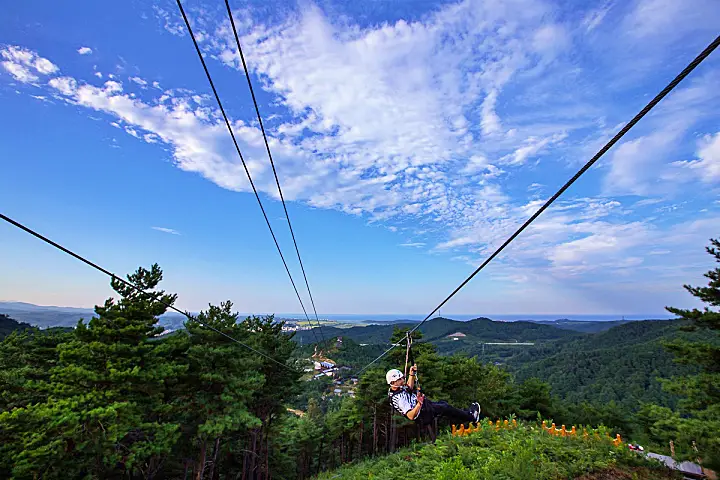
[386,369,404,385]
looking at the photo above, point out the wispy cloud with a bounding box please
[152,226,181,235]
[77,47,93,55]
[582,1,613,32]
[673,131,720,183]
[1,46,58,83]
[2,0,719,304]
[129,76,147,87]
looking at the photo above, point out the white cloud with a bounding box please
[130,76,148,87]
[547,222,649,275]
[48,77,78,95]
[125,126,141,138]
[480,90,502,136]
[604,129,678,196]
[582,2,613,32]
[152,226,181,235]
[153,5,186,36]
[602,70,720,196]
[1,45,58,83]
[500,132,567,165]
[77,47,93,55]
[399,242,426,248]
[624,0,719,39]
[531,24,570,57]
[673,132,720,183]
[102,80,123,93]
[2,62,38,82]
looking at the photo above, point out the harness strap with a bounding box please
[403,331,413,379]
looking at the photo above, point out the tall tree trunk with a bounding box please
[388,414,394,453]
[316,433,324,476]
[241,435,251,480]
[196,439,207,480]
[358,421,364,460]
[265,418,271,480]
[257,427,265,480]
[207,436,220,480]
[252,429,259,480]
[372,406,378,456]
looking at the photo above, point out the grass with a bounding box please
[314,422,681,480]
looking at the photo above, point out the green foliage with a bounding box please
[648,238,720,469]
[313,422,675,480]
[511,320,703,411]
[0,327,70,411]
[514,378,556,420]
[0,313,33,339]
[0,264,184,479]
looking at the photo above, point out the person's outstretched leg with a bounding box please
[428,400,479,424]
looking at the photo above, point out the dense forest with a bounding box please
[1,239,719,478]
[0,313,32,339]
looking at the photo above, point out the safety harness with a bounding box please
[388,332,421,418]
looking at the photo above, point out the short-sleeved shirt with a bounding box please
[388,385,418,416]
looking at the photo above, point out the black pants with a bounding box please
[417,400,474,426]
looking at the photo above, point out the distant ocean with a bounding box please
[266,313,676,323]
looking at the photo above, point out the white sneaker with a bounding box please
[470,402,481,422]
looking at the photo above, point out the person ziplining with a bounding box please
[386,364,481,426]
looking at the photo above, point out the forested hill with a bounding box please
[0,314,32,339]
[292,316,581,346]
[510,319,705,409]
[524,319,633,333]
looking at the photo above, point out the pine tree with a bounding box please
[232,314,301,479]
[0,328,70,477]
[171,301,264,479]
[658,238,720,468]
[0,264,185,479]
[0,328,69,411]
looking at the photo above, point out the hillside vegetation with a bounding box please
[0,314,32,339]
[510,320,705,410]
[314,422,678,480]
[292,316,579,347]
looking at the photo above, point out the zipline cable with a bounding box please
[223,0,328,351]
[0,213,300,373]
[355,33,720,377]
[175,0,325,348]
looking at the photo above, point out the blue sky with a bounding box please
[1,0,719,316]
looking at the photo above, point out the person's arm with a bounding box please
[406,393,424,420]
[407,364,417,390]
